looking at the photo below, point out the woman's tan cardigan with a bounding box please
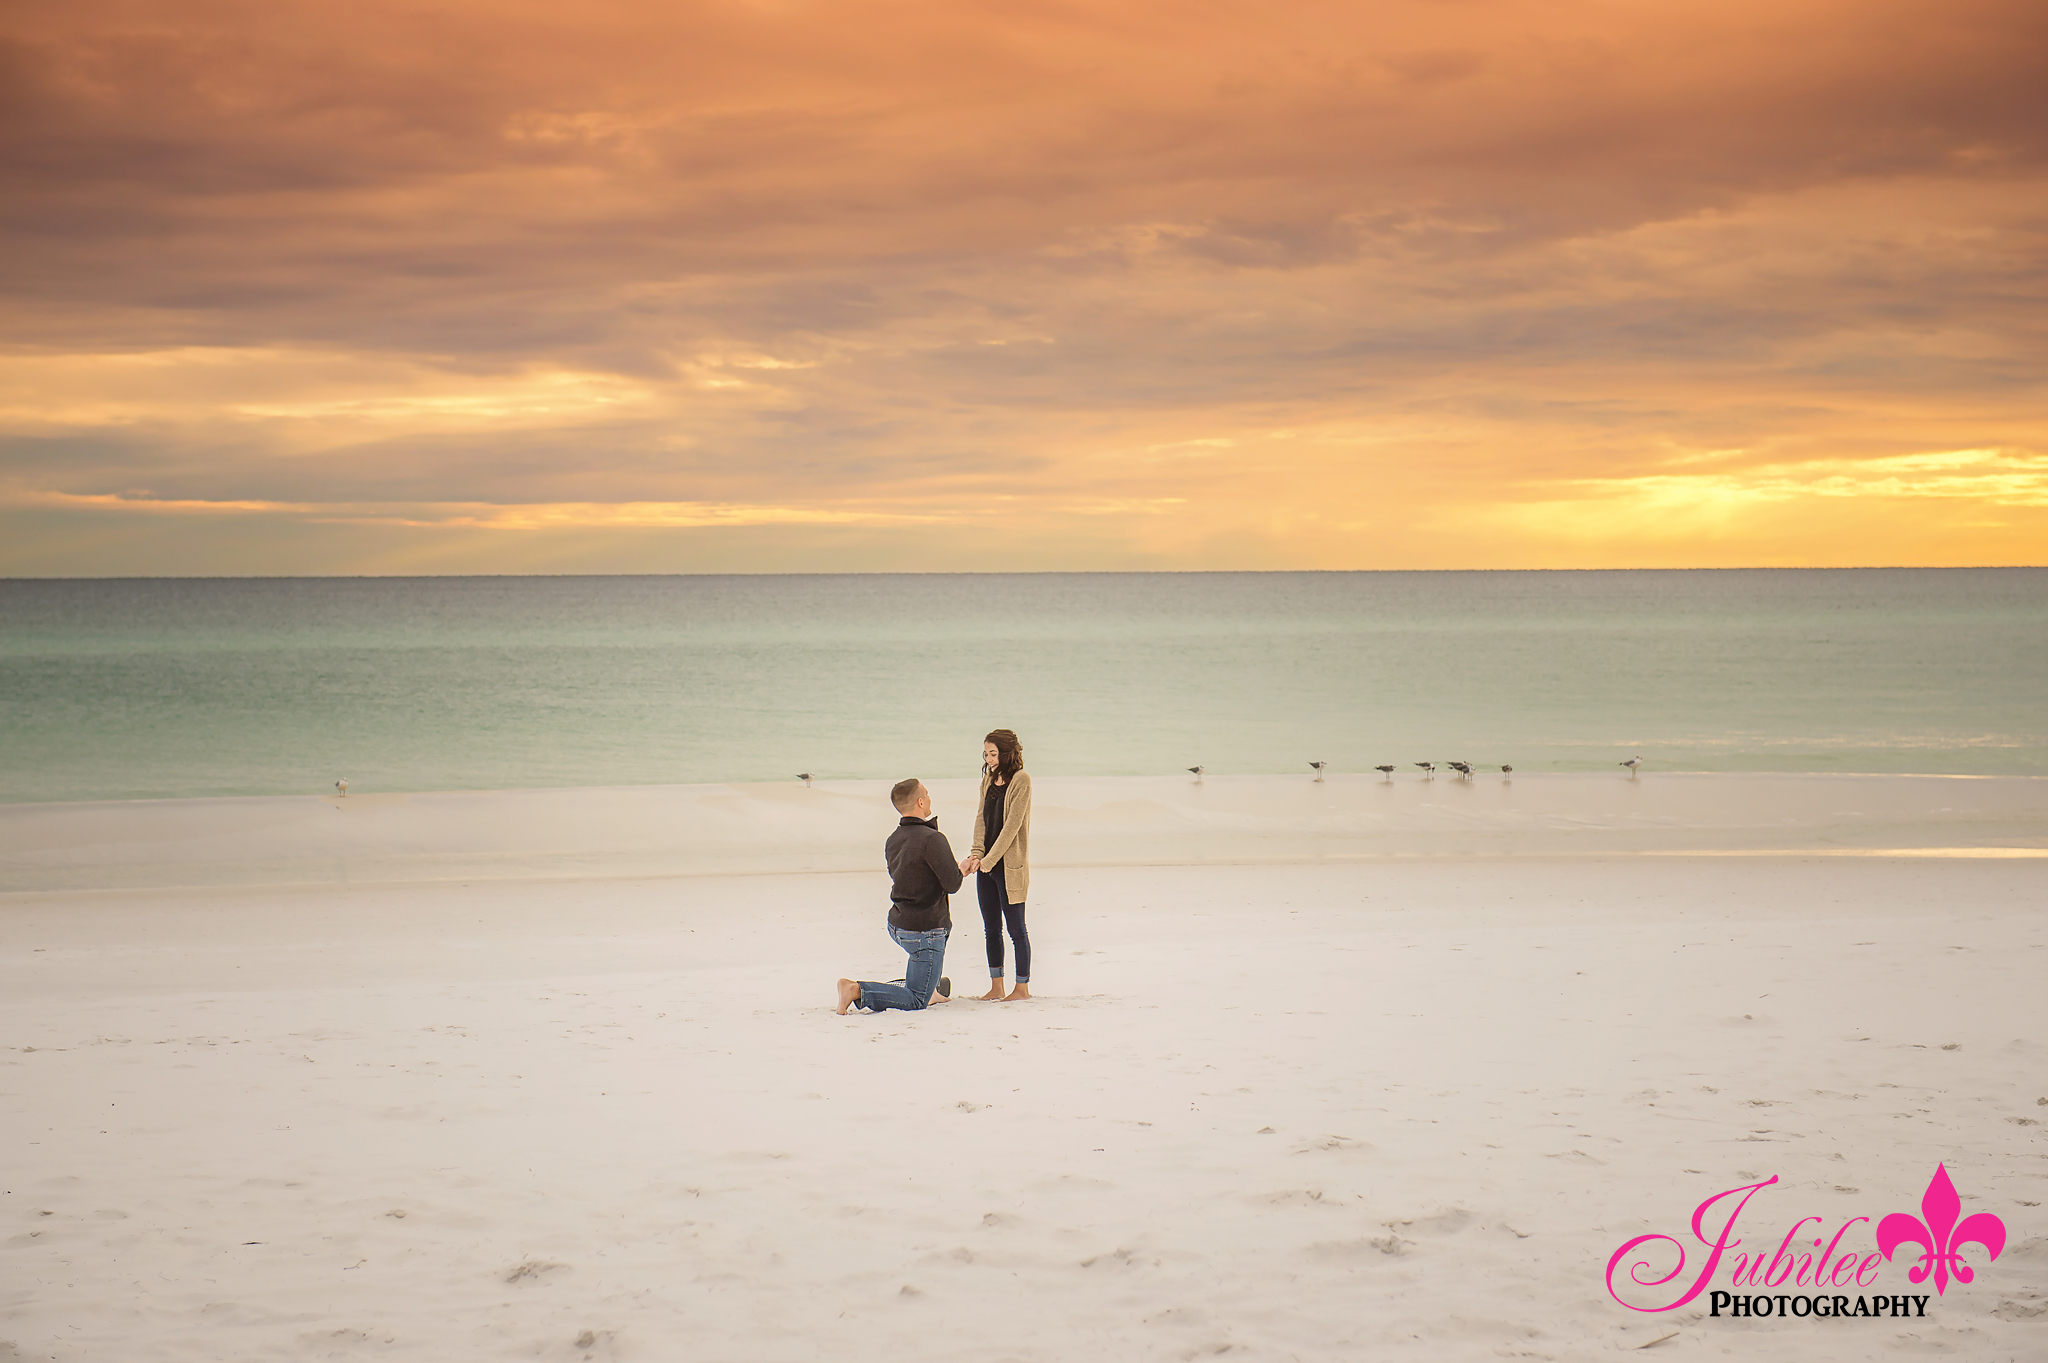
[970,768,1031,904]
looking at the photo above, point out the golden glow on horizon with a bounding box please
[1474,450,2048,539]
[2,0,2044,573]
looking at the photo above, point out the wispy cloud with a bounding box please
[14,489,921,529]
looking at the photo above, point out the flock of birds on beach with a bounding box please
[333,761,1648,798]
[1187,762,1528,782]
[335,762,1648,798]
[1197,759,1643,781]
[785,759,1647,787]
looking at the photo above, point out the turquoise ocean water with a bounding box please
[1,569,2043,804]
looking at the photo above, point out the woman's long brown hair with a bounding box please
[984,728,1023,781]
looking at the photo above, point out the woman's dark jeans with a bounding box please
[977,868,1030,983]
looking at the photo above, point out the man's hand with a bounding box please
[959,855,980,874]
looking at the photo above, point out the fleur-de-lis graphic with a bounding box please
[1875,1164,2006,1295]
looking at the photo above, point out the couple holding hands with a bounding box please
[834,729,1033,1014]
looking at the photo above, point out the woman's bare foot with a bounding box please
[835,979,862,1014]
[1002,983,1032,1001]
[977,983,1006,1000]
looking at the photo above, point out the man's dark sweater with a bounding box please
[886,815,964,931]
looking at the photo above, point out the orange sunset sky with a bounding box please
[2,0,2044,573]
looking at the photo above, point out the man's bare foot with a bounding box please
[836,978,861,1014]
[976,984,1006,1000]
[1002,983,1032,1001]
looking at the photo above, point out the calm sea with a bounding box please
[1,570,2043,804]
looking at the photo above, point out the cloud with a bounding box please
[1,0,2044,570]
[18,488,913,529]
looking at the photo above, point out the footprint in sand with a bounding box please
[1396,1207,1475,1236]
[1542,1149,1604,1165]
[1306,1235,1406,1260]
[1290,1134,1370,1155]
[1080,1247,1158,1269]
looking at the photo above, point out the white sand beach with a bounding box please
[3,774,2045,1361]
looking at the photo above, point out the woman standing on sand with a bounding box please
[964,728,1032,1001]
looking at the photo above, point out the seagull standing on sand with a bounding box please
[1449,761,1472,778]
[1375,764,1396,779]
[1187,766,1206,783]
[1415,762,1435,778]
[1500,764,1513,776]
[1309,761,1328,781]
[1622,757,1642,775]
[796,773,814,788]
[334,778,348,798]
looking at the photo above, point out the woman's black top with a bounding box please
[982,776,1005,852]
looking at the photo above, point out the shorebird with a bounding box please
[796,772,814,788]
[1375,764,1396,778]
[1500,764,1513,776]
[1621,757,1642,775]
[1187,765,1206,783]
[334,778,348,798]
[1309,761,1328,781]
[1415,762,1435,778]
[1448,761,1472,778]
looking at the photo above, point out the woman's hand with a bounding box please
[959,855,980,874]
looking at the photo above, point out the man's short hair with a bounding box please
[890,778,924,812]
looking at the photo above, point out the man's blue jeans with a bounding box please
[857,924,949,1012]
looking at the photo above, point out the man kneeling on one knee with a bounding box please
[836,778,958,1014]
